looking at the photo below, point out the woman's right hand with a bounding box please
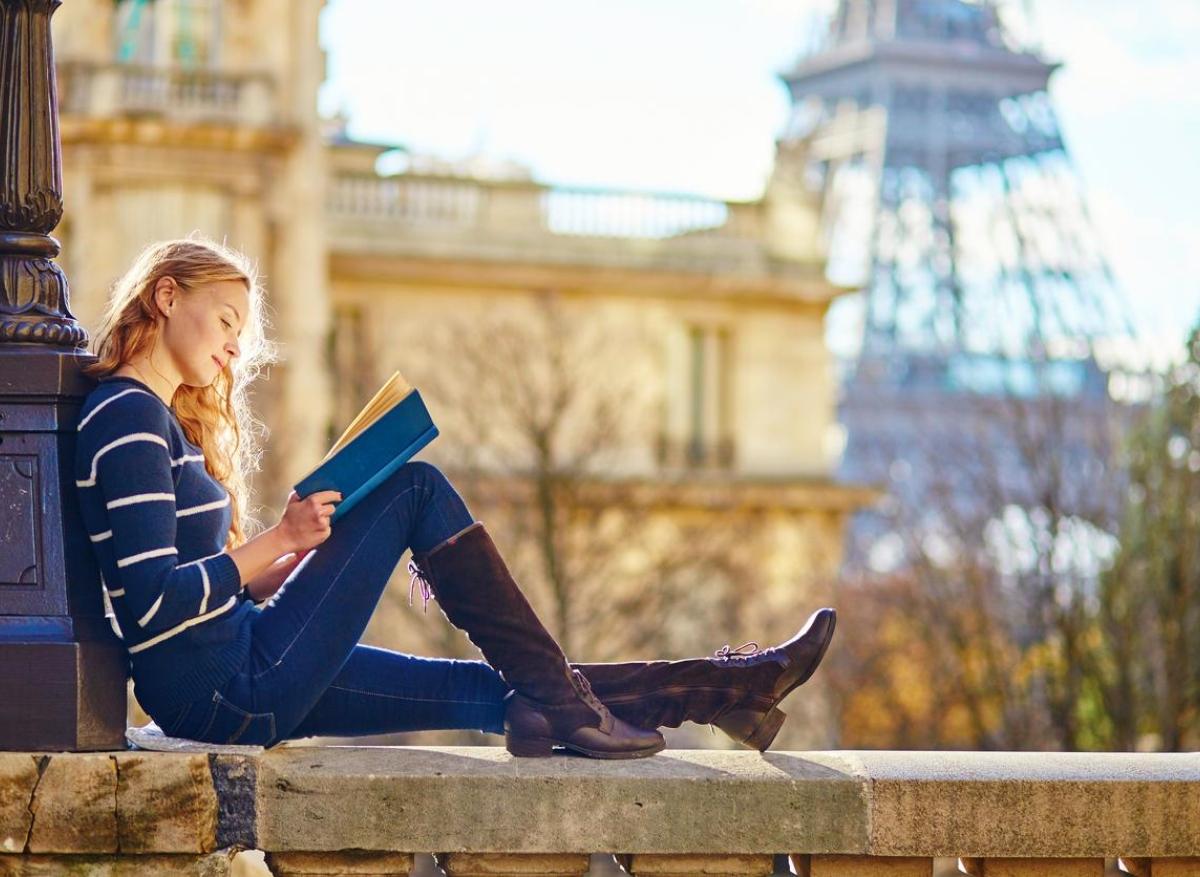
[275,489,342,553]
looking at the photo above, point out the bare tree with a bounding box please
[359,293,771,672]
[832,351,1136,751]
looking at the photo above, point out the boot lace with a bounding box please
[570,668,614,733]
[407,559,433,614]
[712,641,761,663]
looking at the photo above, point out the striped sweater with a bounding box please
[74,374,255,715]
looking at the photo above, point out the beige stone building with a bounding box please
[52,0,874,747]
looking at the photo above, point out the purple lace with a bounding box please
[407,559,432,614]
[713,641,761,661]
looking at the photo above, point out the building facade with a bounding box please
[52,0,873,748]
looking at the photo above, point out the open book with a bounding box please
[293,371,439,523]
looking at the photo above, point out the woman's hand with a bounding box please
[274,489,342,554]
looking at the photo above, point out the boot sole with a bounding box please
[506,735,666,759]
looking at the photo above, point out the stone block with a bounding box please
[959,858,1104,876]
[114,753,219,853]
[267,850,415,876]
[0,850,236,876]
[861,752,1200,857]
[791,855,933,876]
[26,754,117,854]
[438,853,591,877]
[620,854,776,877]
[0,756,39,854]
[255,747,866,854]
[1121,861,1200,877]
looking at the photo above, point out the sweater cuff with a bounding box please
[206,552,243,602]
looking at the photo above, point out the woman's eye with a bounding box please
[221,319,231,329]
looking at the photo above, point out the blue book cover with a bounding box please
[293,377,439,523]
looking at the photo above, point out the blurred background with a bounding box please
[51,0,1200,755]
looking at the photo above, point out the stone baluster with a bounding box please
[437,853,591,877]
[1119,859,1200,877]
[266,850,414,877]
[790,855,933,876]
[958,858,1105,876]
[618,854,775,877]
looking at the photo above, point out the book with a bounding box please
[292,370,439,523]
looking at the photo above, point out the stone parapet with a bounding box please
[0,748,1198,873]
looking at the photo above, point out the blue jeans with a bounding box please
[156,461,510,746]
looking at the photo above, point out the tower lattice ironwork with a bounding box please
[780,0,1131,374]
[777,0,1139,571]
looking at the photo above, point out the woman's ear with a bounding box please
[153,276,177,319]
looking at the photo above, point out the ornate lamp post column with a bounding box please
[0,0,126,750]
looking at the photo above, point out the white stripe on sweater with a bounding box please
[116,546,178,568]
[138,593,164,627]
[90,530,113,542]
[106,492,175,510]
[76,433,168,487]
[199,562,211,613]
[177,495,229,517]
[126,595,239,654]
[77,388,157,431]
[172,453,206,466]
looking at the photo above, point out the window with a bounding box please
[113,0,220,67]
[659,324,735,470]
[327,305,377,447]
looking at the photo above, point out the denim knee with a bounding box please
[400,460,446,490]
[394,460,474,552]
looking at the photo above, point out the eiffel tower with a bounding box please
[776,0,1135,562]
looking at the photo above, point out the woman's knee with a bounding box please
[387,460,450,498]
[398,460,446,488]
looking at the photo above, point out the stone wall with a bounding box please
[2,748,1198,875]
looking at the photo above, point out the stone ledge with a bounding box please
[1,749,1198,859]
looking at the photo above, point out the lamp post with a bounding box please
[0,0,126,750]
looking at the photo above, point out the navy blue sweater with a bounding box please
[74,374,255,715]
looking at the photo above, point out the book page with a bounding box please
[320,371,414,463]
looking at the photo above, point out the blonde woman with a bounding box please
[75,236,836,758]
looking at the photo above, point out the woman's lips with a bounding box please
[213,356,223,370]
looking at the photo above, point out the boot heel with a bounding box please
[506,735,556,757]
[714,706,786,751]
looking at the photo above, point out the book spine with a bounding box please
[329,424,441,524]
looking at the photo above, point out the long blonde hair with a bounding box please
[82,236,278,549]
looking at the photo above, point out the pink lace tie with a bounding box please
[407,559,432,614]
[712,641,761,662]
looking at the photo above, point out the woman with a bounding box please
[75,236,837,759]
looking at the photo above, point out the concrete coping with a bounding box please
[1,748,1198,859]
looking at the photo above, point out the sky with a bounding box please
[317,0,1200,367]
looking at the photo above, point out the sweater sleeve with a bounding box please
[77,392,243,635]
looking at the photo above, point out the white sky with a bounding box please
[318,0,1200,366]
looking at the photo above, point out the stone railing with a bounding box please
[326,174,774,275]
[56,60,277,127]
[1,748,1198,876]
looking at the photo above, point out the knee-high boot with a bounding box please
[570,608,836,751]
[408,522,665,759]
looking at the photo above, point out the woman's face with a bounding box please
[158,278,249,388]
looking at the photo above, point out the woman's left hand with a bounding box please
[245,549,312,602]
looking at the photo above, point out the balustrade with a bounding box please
[1,749,1197,876]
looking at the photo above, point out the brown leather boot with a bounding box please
[408,522,665,759]
[571,608,836,751]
